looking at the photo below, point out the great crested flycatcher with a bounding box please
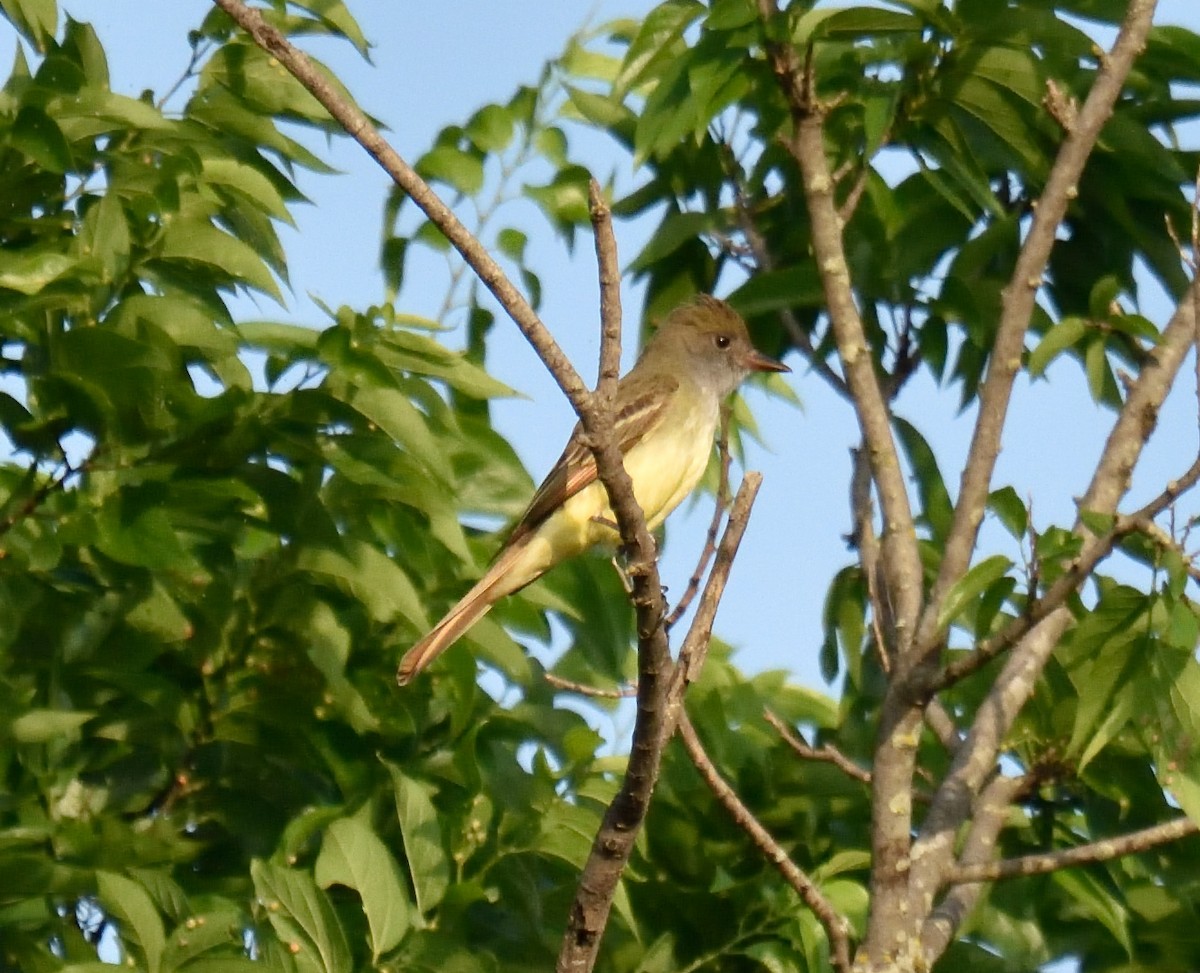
[396,295,789,685]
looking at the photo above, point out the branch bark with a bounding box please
[559,474,763,973]
[753,8,928,951]
[912,0,1161,667]
[942,816,1199,885]
[909,276,1198,961]
[205,10,719,971]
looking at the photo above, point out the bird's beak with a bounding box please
[742,349,790,373]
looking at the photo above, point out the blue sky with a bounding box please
[6,1,1199,700]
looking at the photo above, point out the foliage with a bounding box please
[2,2,1200,973]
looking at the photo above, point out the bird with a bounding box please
[396,295,789,685]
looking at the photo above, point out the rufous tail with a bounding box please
[396,540,532,685]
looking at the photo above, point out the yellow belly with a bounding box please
[503,392,718,592]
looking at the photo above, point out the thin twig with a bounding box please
[764,709,872,786]
[590,179,622,402]
[944,817,1199,885]
[545,673,637,699]
[678,711,854,973]
[669,474,763,700]
[0,456,76,539]
[933,445,1200,693]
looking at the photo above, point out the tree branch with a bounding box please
[757,5,923,648]
[590,179,622,402]
[943,817,1199,885]
[909,278,1199,961]
[210,0,592,414]
[933,450,1200,692]
[920,775,1028,962]
[913,0,1160,666]
[755,4,927,955]
[559,474,762,973]
[718,139,851,401]
[204,10,689,968]
[677,711,854,973]
[764,708,872,786]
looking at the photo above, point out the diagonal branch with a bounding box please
[764,708,872,786]
[211,2,672,720]
[909,278,1199,959]
[913,0,1161,666]
[211,0,591,414]
[943,816,1199,885]
[920,774,1028,962]
[933,451,1200,692]
[206,11,696,971]
[678,710,854,973]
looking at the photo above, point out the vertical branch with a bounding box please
[590,179,622,404]
[754,4,926,958]
[559,476,763,973]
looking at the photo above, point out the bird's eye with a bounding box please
[714,334,731,350]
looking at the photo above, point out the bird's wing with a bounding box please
[504,374,680,548]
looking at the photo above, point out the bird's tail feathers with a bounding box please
[396,540,530,685]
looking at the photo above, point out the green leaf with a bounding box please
[201,156,293,222]
[8,708,94,744]
[11,105,72,171]
[613,0,705,96]
[251,859,351,973]
[630,210,722,272]
[728,267,824,316]
[0,249,75,295]
[1051,869,1132,955]
[793,6,923,44]
[1144,647,1200,826]
[315,816,411,958]
[160,909,255,971]
[987,486,1028,539]
[936,555,1014,632]
[385,762,451,917]
[156,218,282,301]
[466,104,514,153]
[1028,316,1087,377]
[0,0,57,50]
[97,871,166,973]
[292,0,370,56]
[894,418,953,540]
[345,384,452,481]
[564,84,631,127]
[297,540,426,628]
[417,145,485,196]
